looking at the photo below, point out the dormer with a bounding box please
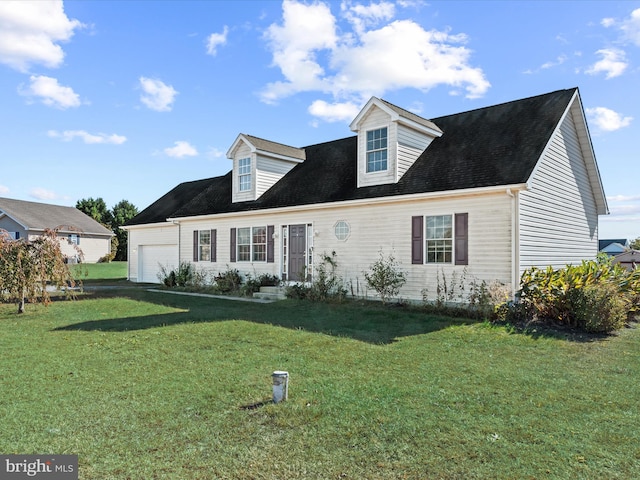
[227,134,306,203]
[349,97,443,188]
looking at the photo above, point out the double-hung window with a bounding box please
[193,229,216,262]
[236,226,267,262]
[237,227,251,261]
[412,213,468,265]
[198,230,211,262]
[366,127,388,173]
[426,215,452,263]
[238,157,251,191]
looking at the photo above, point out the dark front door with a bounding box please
[288,224,306,281]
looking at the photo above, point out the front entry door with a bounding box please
[288,224,306,281]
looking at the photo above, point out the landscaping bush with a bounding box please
[508,258,639,333]
[284,252,347,301]
[364,251,406,304]
[158,261,195,287]
[213,268,243,294]
[241,273,281,296]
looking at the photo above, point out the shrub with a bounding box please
[158,261,194,288]
[241,273,281,296]
[309,251,347,301]
[569,282,629,333]
[511,259,638,333]
[214,268,243,294]
[363,251,406,304]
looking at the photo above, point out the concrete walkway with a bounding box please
[146,289,276,303]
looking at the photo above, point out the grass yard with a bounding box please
[0,288,638,479]
[71,261,128,282]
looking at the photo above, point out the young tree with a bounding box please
[630,237,640,251]
[364,251,407,304]
[110,200,138,261]
[0,229,79,313]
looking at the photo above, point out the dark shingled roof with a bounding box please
[126,88,576,226]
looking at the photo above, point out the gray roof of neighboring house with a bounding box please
[0,197,113,236]
[127,88,581,226]
[599,238,629,250]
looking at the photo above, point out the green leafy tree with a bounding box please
[76,197,112,226]
[0,229,79,313]
[110,200,138,261]
[630,237,640,250]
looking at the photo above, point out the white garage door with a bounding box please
[139,244,178,283]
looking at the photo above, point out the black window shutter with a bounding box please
[411,216,423,264]
[267,225,274,263]
[193,230,199,262]
[230,228,236,262]
[455,213,468,265]
[210,229,217,263]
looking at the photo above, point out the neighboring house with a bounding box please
[123,88,608,300]
[0,197,113,263]
[612,250,640,271]
[599,238,629,256]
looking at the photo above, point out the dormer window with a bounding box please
[238,157,251,191]
[366,127,388,173]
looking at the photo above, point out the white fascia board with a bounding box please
[0,210,28,230]
[226,134,252,159]
[169,183,529,223]
[255,149,305,163]
[349,96,382,132]
[525,90,608,216]
[120,221,177,231]
[395,117,443,138]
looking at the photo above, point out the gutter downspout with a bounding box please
[172,220,181,265]
[506,188,519,300]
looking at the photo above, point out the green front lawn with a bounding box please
[1,289,638,479]
[71,261,127,283]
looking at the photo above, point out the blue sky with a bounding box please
[0,1,638,240]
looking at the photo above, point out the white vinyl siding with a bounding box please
[397,124,435,179]
[232,143,254,203]
[171,191,514,302]
[128,224,179,282]
[519,109,599,273]
[256,155,296,198]
[357,105,397,187]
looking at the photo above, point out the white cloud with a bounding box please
[0,185,9,195]
[206,26,228,56]
[139,77,178,112]
[585,48,628,79]
[308,99,360,122]
[342,1,395,35]
[29,187,59,201]
[602,8,640,47]
[261,0,490,118]
[0,0,84,72]
[586,107,633,132]
[164,141,198,158]
[19,75,81,109]
[47,129,127,145]
[541,54,567,70]
[608,194,640,202]
[206,147,225,159]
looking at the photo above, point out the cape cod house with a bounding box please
[0,197,114,263]
[123,88,608,301]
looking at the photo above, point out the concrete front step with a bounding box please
[253,286,287,301]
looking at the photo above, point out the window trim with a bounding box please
[232,225,274,263]
[426,214,453,264]
[193,229,216,262]
[238,157,252,192]
[365,126,388,173]
[411,213,468,266]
